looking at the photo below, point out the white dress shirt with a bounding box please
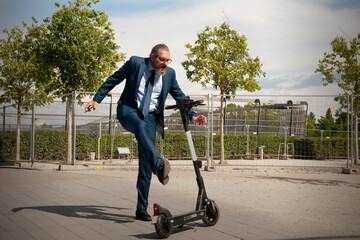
[137,64,163,113]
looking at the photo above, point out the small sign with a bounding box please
[117,147,130,154]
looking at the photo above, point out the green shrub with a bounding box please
[0,130,348,161]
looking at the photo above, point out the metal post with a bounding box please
[246,124,250,156]
[72,91,76,165]
[210,94,214,162]
[347,95,350,167]
[255,99,260,135]
[287,100,293,136]
[109,93,112,134]
[244,111,247,135]
[320,130,324,159]
[351,95,354,168]
[110,119,114,162]
[234,112,237,135]
[130,133,134,162]
[206,93,211,167]
[31,100,35,163]
[1,106,6,162]
[98,121,101,160]
[284,127,288,159]
[301,101,309,137]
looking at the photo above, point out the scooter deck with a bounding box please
[153,209,207,227]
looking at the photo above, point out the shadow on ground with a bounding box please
[131,222,203,239]
[257,176,360,188]
[271,236,360,240]
[12,205,135,223]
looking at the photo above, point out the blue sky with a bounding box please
[1,0,359,96]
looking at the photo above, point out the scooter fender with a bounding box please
[155,204,172,217]
[152,204,172,224]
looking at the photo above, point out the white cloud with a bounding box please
[108,0,359,97]
[1,0,357,97]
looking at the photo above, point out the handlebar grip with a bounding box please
[165,104,178,110]
[192,100,205,106]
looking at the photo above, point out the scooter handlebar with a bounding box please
[165,104,178,110]
[165,99,205,110]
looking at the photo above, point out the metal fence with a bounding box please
[0,92,355,168]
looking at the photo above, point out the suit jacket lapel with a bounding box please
[135,58,149,91]
[159,72,170,110]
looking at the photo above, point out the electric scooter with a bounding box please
[152,97,220,239]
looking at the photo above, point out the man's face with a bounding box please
[150,49,171,76]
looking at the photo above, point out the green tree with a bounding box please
[315,33,360,164]
[0,23,52,161]
[307,112,316,128]
[306,112,317,136]
[37,0,125,163]
[182,22,265,164]
[334,111,347,132]
[317,108,337,131]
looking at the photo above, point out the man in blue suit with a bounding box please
[85,44,207,221]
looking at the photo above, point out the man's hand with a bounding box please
[192,115,207,127]
[85,100,98,112]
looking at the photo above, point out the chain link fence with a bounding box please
[0,92,354,168]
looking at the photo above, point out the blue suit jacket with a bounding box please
[93,56,196,137]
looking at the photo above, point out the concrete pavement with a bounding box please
[0,162,359,240]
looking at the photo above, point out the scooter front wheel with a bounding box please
[154,214,173,239]
[202,202,220,226]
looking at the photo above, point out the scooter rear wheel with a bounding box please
[202,202,220,226]
[155,214,173,239]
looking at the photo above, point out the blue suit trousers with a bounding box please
[117,103,163,210]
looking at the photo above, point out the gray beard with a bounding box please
[155,69,166,76]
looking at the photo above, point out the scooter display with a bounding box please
[152,98,220,239]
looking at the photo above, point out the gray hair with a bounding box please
[150,44,170,56]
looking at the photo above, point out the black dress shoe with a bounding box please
[135,209,152,221]
[156,159,171,185]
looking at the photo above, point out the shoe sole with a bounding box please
[163,159,171,178]
[135,216,152,221]
[161,176,169,185]
[156,159,171,185]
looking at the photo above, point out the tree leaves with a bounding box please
[315,33,360,95]
[182,22,265,95]
[38,0,125,98]
[0,24,51,110]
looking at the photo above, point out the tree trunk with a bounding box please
[219,95,226,164]
[66,97,72,164]
[15,103,22,161]
[354,100,359,165]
